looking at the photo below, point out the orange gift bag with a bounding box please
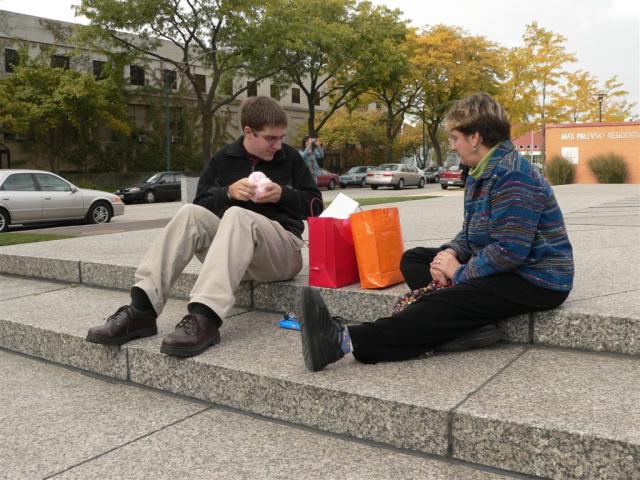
[350,208,405,289]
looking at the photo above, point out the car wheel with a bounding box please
[360,178,367,187]
[441,184,448,190]
[328,180,336,190]
[418,178,425,188]
[144,190,156,203]
[434,175,439,183]
[340,183,347,189]
[394,178,404,190]
[86,201,112,224]
[0,208,10,232]
[371,185,378,190]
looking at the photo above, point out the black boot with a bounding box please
[300,287,346,372]
[435,324,502,352]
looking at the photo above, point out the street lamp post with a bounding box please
[162,47,234,172]
[596,92,606,123]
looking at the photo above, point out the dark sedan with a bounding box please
[116,171,184,204]
[423,166,441,183]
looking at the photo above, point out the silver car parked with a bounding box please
[365,163,425,190]
[0,170,125,232]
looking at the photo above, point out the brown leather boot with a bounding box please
[86,305,157,345]
[160,313,220,358]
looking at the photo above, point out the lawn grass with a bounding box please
[0,232,73,246]
[325,195,437,208]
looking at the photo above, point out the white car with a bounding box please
[0,169,124,232]
[365,163,426,189]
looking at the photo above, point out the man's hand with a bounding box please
[254,182,282,203]
[228,178,255,202]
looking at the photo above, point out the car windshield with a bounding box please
[448,165,460,172]
[376,164,400,171]
[146,173,162,183]
[347,167,367,174]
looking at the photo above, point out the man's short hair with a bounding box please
[240,96,288,132]
[445,92,511,147]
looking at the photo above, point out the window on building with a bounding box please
[51,55,70,70]
[194,74,206,93]
[130,65,145,86]
[314,91,321,106]
[92,60,106,79]
[4,48,18,73]
[163,69,177,90]
[128,104,151,131]
[270,84,280,100]
[291,87,300,104]
[247,81,257,97]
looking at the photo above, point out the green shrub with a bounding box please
[545,155,575,185]
[588,153,628,183]
[74,179,100,190]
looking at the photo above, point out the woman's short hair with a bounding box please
[241,96,288,132]
[301,135,310,149]
[445,92,511,146]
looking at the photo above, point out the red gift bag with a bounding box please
[308,216,360,288]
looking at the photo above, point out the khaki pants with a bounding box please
[133,204,304,319]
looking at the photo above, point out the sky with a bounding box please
[1,0,639,116]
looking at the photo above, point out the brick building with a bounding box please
[545,122,640,183]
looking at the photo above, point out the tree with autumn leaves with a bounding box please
[2,2,635,172]
[324,20,634,168]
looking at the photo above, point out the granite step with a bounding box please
[0,275,638,480]
[4,350,520,480]
[0,232,638,356]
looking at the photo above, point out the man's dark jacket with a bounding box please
[193,137,323,237]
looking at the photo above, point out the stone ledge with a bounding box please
[2,250,638,355]
[0,253,80,283]
[452,348,640,480]
[1,278,638,479]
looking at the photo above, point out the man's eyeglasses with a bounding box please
[253,133,286,145]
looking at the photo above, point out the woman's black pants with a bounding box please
[348,247,569,364]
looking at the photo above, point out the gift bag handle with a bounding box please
[309,196,323,217]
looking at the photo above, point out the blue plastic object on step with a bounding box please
[279,312,301,331]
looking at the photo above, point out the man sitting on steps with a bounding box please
[87,96,322,357]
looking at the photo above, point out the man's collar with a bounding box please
[227,135,286,163]
[227,136,246,158]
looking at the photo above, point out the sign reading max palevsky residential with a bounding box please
[561,131,640,141]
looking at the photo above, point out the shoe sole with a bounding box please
[300,287,326,372]
[435,325,502,352]
[86,326,157,346]
[160,336,220,358]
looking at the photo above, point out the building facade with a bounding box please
[512,130,543,167]
[0,9,325,171]
[545,122,640,183]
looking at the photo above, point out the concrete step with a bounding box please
[1,276,638,480]
[5,349,520,480]
[1,230,639,356]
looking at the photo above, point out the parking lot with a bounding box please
[12,182,460,236]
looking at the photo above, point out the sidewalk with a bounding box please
[1,183,639,479]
